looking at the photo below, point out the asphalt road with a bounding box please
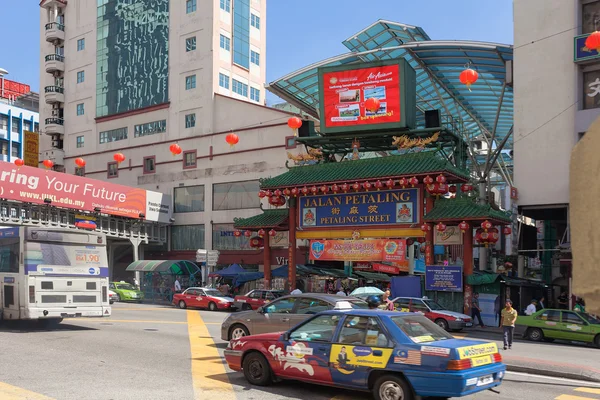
[0,303,599,400]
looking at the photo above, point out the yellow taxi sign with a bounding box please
[456,343,498,360]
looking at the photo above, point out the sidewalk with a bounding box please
[464,326,600,382]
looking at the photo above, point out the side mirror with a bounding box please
[282,332,290,341]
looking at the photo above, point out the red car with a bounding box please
[392,297,473,331]
[234,289,285,311]
[173,287,235,311]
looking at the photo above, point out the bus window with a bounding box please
[0,237,19,273]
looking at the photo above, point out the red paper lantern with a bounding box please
[283,188,291,197]
[287,116,303,130]
[425,183,449,197]
[436,222,447,232]
[458,221,469,233]
[274,189,282,197]
[265,190,272,197]
[385,179,394,189]
[352,182,360,191]
[291,187,299,197]
[225,133,239,147]
[503,226,512,235]
[169,143,182,156]
[461,183,472,193]
[364,97,381,112]
[268,195,286,207]
[249,237,264,248]
[14,158,24,167]
[363,181,372,190]
[417,237,426,243]
[481,220,493,232]
[332,184,339,193]
[233,230,242,237]
[436,174,446,184]
[374,180,383,190]
[258,190,267,198]
[420,224,431,232]
[423,175,434,185]
[341,183,349,193]
[43,159,54,169]
[398,177,408,188]
[269,229,277,237]
[409,176,419,187]
[258,229,265,238]
[244,230,252,237]
[320,185,328,194]
[310,186,318,194]
[585,31,600,53]
[113,152,125,164]
[459,68,479,91]
[75,157,86,168]
[449,185,457,194]
[476,227,499,248]
[406,238,414,246]
[301,187,309,195]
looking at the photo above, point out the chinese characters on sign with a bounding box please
[23,131,39,168]
[425,265,463,292]
[309,239,407,262]
[299,189,420,228]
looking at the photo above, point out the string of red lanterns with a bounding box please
[43,159,54,169]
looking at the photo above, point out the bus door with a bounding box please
[1,276,20,320]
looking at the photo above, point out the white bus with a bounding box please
[0,226,111,324]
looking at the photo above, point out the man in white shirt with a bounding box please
[336,289,346,296]
[525,299,537,316]
[290,288,302,295]
[174,278,182,293]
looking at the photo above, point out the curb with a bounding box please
[505,363,600,383]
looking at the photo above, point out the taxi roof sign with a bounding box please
[333,301,354,311]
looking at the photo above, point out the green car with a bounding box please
[516,308,600,346]
[109,282,144,303]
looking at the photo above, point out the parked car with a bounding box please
[109,282,144,303]
[109,290,118,304]
[392,297,472,331]
[173,287,235,311]
[221,293,368,341]
[234,289,286,311]
[224,309,505,399]
[516,308,600,346]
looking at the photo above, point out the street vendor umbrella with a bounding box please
[350,287,384,298]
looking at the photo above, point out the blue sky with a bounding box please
[1,0,513,103]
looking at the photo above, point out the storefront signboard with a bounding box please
[309,239,407,262]
[425,265,463,292]
[434,226,462,245]
[299,188,420,229]
[23,130,39,168]
[318,59,416,134]
[574,34,600,63]
[372,263,401,275]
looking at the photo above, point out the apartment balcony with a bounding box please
[45,117,64,136]
[44,86,64,104]
[45,22,65,43]
[42,148,65,167]
[45,54,65,74]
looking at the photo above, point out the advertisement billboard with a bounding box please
[318,59,416,134]
[23,131,39,168]
[425,265,463,292]
[309,239,407,262]
[434,226,463,245]
[0,161,171,222]
[299,188,421,229]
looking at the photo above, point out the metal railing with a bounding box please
[45,22,65,31]
[45,117,64,125]
[45,54,65,62]
[44,86,64,94]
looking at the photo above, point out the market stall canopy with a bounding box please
[209,263,245,277]
[354,271,392,282]
[466,271,545,288]
[272,264,345,278]
[234,272,264,287]
[233,209,289,230]
[126,260,200,275]
[424,198,511,224]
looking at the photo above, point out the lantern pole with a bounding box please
[263,232,271,289]
[463,226,474,315]
[288,197,297,290]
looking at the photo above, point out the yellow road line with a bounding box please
[556,395,596,400]
[0,382,55,400]
[113,307,176,311]
[576,388,600,395]
[187,310,236,400]
[81,319,188,325]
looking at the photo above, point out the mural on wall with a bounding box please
[96,0,169,117]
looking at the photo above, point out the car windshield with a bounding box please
[580,312,600,324]
[423,299,445,311]
[204,289,225,297]
[116,284,136,290]
[271,291,285,298]
[392,315,454,343]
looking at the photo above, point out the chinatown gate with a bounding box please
[234,21,514,314]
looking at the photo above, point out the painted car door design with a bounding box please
[196,289,208,308]
[560,311,591,342]
[253,297,297,335]
[287,297,333,329]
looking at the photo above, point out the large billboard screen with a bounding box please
[0,161,171,222]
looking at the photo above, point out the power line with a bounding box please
[513,25,582,51]
[512,100,581,145]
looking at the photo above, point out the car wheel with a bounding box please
[373,374,413,400]
[209,302,217,311]
[243,352,273,387]
[229,324,250,340]
[435,319,449,331]
[178,300,187,309]
[594,334,600,348]
[109,300,114,305]
[528,328,544,342]
[115,294,120,302]
[242,304,252,311]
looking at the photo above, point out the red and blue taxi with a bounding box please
[225,307,505,400]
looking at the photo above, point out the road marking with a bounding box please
[556,395,596,400]
[187,310,235,400]
[81,319,188,325]
[0,382,55,400]
[113,307,176,311]
[506,372,600,386]
[576,388,600,394]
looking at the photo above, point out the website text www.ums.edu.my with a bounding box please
[19,192,85,208]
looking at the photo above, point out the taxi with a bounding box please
[224,306,505,400]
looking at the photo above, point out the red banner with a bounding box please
[0,162,170,222]
[321,64,401,129]
[309,239,406,262]
[373,263,401,275]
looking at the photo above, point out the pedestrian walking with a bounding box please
[381,290,394,311]
[174,277,182,293]
[471,293,485,328]
[537,297,545,311]
[525,299,537,315]
[558,291,569,309]
[501,300,518,350]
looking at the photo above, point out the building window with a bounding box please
[107,162,118,178]
[250,50,260,66]
[220,0,231,12]
[174,185,205,213]
[186,0,196,14]
[232,79,248,97]
[185,75,196,90]
[34,122,39,133]
[584,70,600,109]
[0,140,7,155]
[23,120,32,131]
[76,135,85,148]
[77,38,85,51]
[0,115,7,131]
[233,0,251,68]
[186,37,196,52]
[11,117,20,133]
[213,223,253,250]
[99,127,128,144]
[250,87,260,102]
[143,156,156,174]
[213,180,260,210]
[583,1,600,34]
[75,167,85,176]
[185,113,196,128]
[76,103,85,116]
[134,120,167,137]
[219,73,230,89]
[11,143,20,158]
[172,225,205,250]
[220,34,231,51]
[183,150,197,169]
[77,70,85,83]
[251,14,260,29]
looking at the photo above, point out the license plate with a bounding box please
[466,322,473,327]
[471,355,492,367]
[477,375,494,386]
[238,300,246,303]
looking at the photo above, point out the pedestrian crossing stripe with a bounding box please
[556,387,600,399]
[576,388,600,395]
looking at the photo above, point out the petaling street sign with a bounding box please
[299,188,421,229]
[309,239,407,262]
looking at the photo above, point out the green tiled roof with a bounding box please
[424,198,512,223]
[259,151,469,189]
[233,209,289,229]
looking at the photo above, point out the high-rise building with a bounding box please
[39,0,298,276]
